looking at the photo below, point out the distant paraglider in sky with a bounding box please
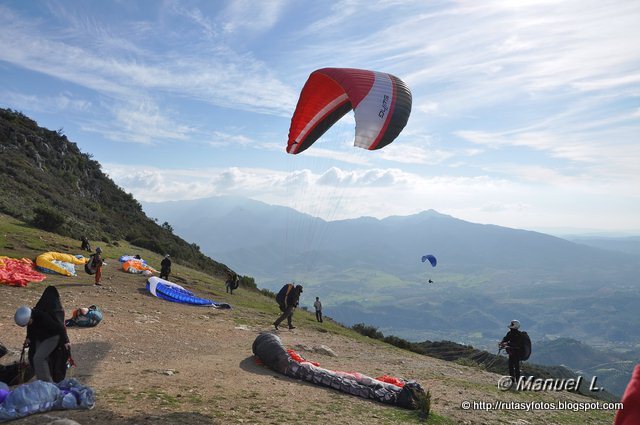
[421,254,437,267]
[421,254,437,284]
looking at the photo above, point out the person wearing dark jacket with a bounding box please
[80,236,91,252]
[226,274,239,294]
[500,319,524,383]
[16,286,70,382]
[160,254,171,280]
[274,284,303,330]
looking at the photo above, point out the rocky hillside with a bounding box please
[0,216,618,424]
[0,108,231,279]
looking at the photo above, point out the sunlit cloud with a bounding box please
[221,0,287,34]
[80,99,194,144]
[1,90,91,113]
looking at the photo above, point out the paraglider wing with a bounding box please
[421,254,437,267]
[287,68,412,154]
[146,277,231,309]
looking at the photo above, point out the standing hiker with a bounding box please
[314,296,323,323]
[226,274,239,294]
[274,283,303,330]
[160,254,171,280]
[91,247,104,286]
[500,320,524,383]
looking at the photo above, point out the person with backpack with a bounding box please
[160,254,171,280]
[273,283,303,330]
[15,286,70,383]
[91,247,104,286]
[500,319,530,384]
[226,274,239,294]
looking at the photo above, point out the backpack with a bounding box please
[520,331,532,361]
[276,284,292,310]
[85,254,98,275]
[66,305,103,327]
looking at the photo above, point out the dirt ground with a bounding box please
[0,260,617,425]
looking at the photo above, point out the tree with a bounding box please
[32,207,66,232]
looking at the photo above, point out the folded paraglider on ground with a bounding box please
[252,332,426,409]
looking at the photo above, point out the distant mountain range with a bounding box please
[143,196,640,352]
[532,337,638,398]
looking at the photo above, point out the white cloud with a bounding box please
[103,163,640,230]
[80,99,194,144]
[0,4,297,116]
[221,0,287,34]
[208,131,254,147]
[1,91,91,113]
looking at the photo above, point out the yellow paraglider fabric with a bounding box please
[35,252,88,276]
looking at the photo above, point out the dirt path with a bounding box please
[0,260,616,424]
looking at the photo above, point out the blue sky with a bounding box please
[1,0,639,234]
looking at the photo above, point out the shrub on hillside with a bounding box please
[32,206,66,232]
[352,323,384,340]
[238,275,257,290]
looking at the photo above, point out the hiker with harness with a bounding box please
[500,319,531,384]
[226,273,239,294]
[85,247,104,286]
[273,283,303,330]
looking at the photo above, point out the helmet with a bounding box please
[95,247,103,254]
[14,306,32,327]
[508,320,520,330]
[165,254,170,258]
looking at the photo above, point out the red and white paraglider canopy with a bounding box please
[287,68,412,154]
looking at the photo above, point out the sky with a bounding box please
[1,0,639,235]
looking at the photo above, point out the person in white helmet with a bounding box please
[500,320,524,383]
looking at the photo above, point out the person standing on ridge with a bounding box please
[226,273,239,294]
[314,296,323,323]
[274,283,303,330]
[91,247,104,286]
[500,320,524,384]
[160,254,171,280]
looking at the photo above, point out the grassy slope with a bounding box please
[0,215,617,424]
